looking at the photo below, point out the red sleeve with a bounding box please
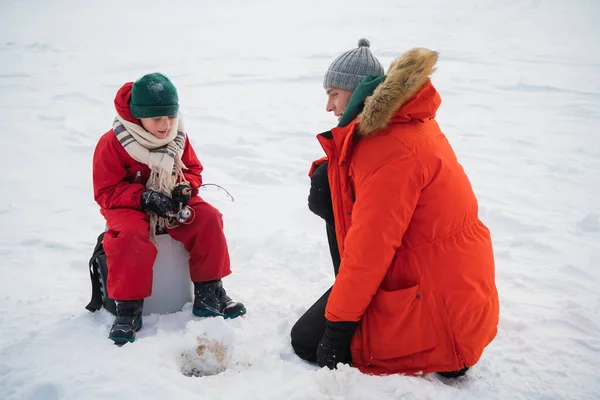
[93,131,146,209]
[181,136,203,196]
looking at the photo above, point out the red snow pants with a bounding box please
[101,197,232,300]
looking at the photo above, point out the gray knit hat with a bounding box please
[323,38,384,92]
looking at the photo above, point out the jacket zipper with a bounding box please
[318,131,347,237]
[455,345,467,368]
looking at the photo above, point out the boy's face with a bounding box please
[140,116,176,139]
[325,87,353,121]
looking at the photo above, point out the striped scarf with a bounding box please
[113,114,188,242]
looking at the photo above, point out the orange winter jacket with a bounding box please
[311,48,499,375]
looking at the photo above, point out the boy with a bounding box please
[93,72,245,345]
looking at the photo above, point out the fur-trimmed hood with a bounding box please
[358,48,439,136]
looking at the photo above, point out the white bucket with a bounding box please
[143,234,194,315]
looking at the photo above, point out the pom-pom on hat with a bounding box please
[323,38,384,92]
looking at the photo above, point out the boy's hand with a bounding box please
[172,183,192,206]
[140,190,178,218]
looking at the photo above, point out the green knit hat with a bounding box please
[130,73,179,118]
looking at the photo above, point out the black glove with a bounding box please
[308,161,334,226]
[171,183,192,206]
[140,189,178,218]
[317,320,358,369]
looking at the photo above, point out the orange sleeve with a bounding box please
[325,153,424,322]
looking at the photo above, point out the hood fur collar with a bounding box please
[358,48,438,136]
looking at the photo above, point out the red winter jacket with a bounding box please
[311,49,498,375]
[93,82,203,211]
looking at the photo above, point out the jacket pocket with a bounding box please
[365,284,438,360]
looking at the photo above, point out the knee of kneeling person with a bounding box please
[290,323,318,362]
[291,337,317,362]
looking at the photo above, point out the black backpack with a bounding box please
[86,232,117,315]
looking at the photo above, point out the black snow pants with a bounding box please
[291,159,344,362]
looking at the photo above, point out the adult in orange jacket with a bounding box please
[291,40,499,377]
[93,73,246,345]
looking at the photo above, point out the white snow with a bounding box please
[1,0,599,399]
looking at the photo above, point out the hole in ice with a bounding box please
[180,337,229,377]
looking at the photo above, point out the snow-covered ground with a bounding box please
[1,0,599,399]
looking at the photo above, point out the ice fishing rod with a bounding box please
[200,183,235,202]
[166,183,235,224]
[134,171,235,223]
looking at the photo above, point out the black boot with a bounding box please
[438,366,469,378]
[109,300,143,345]
[193,280,246,319]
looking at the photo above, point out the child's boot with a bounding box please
[109,299,144,345]
[193,280,246,319]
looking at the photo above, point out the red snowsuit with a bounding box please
[92,82,231,300]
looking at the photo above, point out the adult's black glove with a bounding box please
[316,320,358,369]
[308,161,334,226]
[172,183,192,206]
[140,189,178,218]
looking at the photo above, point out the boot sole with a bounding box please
[110,319,143,346]
[225,307,246,319]
[193,307,246,319]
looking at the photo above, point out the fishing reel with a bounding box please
[168,202,193,223]
[168,184,193,223]
[173,203,192,224]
